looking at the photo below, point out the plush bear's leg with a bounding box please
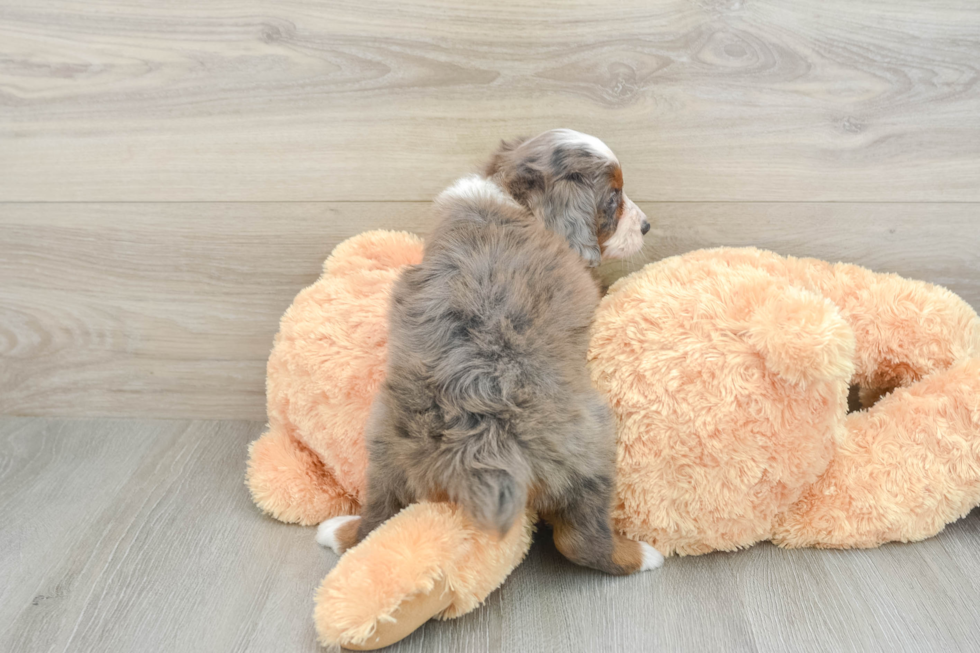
[773,358,980,549]
[314,503,534,650]
[246,425,358,526]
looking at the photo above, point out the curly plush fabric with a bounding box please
[314,504,534,647]
[589,247,980,556]
[246,235,980,648]
[774,358,980,549]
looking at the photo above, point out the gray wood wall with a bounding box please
[2,0,978,419]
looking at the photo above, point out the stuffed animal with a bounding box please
[246,231,980,649]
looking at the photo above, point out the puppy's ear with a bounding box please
[483,136,529,177]
[485,138,545,209]
[542,178,602,267]
[503,161,546,208]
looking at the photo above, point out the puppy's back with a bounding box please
[380,178,600,534]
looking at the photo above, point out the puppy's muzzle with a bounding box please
[625,196,651,235]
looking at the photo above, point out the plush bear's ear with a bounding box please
[746,285,856,385]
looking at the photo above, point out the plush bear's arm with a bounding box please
[822,264,980,394]
[774,358,980,549]
[314,502,534,649]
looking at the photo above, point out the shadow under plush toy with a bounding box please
[246,231,980,650]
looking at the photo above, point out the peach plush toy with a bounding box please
[246,231,980,649]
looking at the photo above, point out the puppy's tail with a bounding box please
[454,467,527,537]
[447,446,530,537]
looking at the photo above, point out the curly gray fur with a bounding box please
[352,130,651,574]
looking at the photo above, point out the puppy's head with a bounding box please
[484,129,650,267]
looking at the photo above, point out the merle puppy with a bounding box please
[318,129,662,574]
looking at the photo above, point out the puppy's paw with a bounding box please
[316,515,360,555]
[639,542,665,571]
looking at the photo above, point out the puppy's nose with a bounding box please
[641,220,651,235]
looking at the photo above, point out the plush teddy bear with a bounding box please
[246,231,980,649]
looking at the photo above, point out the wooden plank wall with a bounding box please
[2,1,978,419]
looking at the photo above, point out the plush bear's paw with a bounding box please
[316,515,361,555]
[639,542,665,571]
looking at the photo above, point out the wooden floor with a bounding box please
[2,417,979,653]
[3,3,980,652]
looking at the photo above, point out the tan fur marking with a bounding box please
[545,505,647,575]
[425,489,450,503]
[526,483,543,506]
[550,517,585,563]
[334,517,362,552]
[610,165,623,190]
[610,533,644,572]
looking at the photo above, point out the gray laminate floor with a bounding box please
[2,417,979,653]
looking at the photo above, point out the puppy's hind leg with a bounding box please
[317,472,405,555]
[545,475,663,575]
[317,396,408,555]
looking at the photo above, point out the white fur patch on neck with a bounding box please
[551,129,618,162]
[437,174,520,208]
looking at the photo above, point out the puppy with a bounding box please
[318,129,662,574]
